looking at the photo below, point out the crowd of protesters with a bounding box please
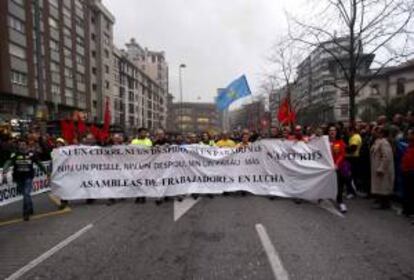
[0,111,413,222]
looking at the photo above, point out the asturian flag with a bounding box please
[216,75,252,111]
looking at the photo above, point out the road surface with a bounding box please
[1,193,413,279]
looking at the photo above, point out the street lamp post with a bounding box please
[179,64,186,134]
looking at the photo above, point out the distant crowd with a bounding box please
[0,111,413,222]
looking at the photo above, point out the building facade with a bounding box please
[228,98,268,132]
[113,47,167,131]
[87,0,115,122]
[168,102,220,134]
[292,37,373,124]
[125,38,169,95]
[0,0,91,121]
[357,60,414,121]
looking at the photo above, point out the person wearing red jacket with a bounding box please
[329,126,348,213]
[402,128,414,218]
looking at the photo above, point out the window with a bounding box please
[64,47,71,58]
[92,67,97,75]
[75,16,83,27]
[197,118,209,124]
[9,43,26,59]
[65,88,74,104]
[104,49,109,58]
[12,0,24,5]
[8,16,25,33]
[91,16,95,24]
[91,51,96,58]
[105,80,110,89]
[129,104,134,114]
[91,33,96,41]
[397,78,406,95]
[371,84,380,95]
[77,72,85,83]
[50,61,59,72]
[92,84,97,91]
[51,84,60,97]
[63,27,71,36]
[64,67,73,79]
[50,39,59,51]
[48,17,58,29]
[340,104,348,117]
[76,36,84,47]
[105,65,109,74]
[104,34,110,45]
[49,0,59,8]
[76,55,84,64]
[11,71,27,86]
[75,0,82,9]
[63,7,71,18]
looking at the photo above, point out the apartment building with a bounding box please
[87,0,115,122]
[113,47,167,131]
[293,37,373,124]
[0,0,91,120]
[125,38,169,95]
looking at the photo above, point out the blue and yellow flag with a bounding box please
[216,75,251,111]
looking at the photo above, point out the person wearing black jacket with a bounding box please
[2,138,49,221]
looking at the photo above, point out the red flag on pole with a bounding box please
[277,97,296,124]
[101,97,111,141]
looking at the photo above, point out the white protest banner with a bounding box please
[0,162,51,207]
[51,137,337,200]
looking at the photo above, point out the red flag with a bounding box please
[76,112,87,135]
[277,97,296,124]
[60,120,69,140]
[90,124,101,140]
[60,120,76,144]
[102,97,111,137]
[67,120,75,144]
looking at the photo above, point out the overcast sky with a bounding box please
[103,0,306,104]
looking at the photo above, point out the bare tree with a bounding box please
[264,35,312,125]
[287,0,414,124]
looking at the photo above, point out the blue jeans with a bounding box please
[16,178,33,216]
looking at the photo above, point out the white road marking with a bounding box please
[174,197,201,222]
[255,224,289,280]
[317,200,345,218]
[6,224,93,280]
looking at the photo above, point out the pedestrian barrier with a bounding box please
[0,161,51,207]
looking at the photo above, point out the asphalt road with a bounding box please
[1,194,414,280]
